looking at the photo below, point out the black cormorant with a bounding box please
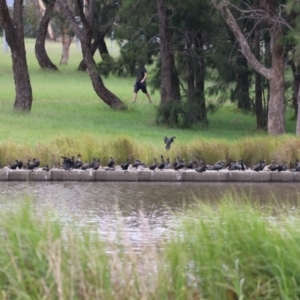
[164,136,176,150]
[158,155,165,170]
[164,158,170,169]
[10,160,19,170]
[27,158,40,170]
[175,158,185,170]
[74,154,82,169]
[81,161,90,170]
[93,159,101,170]
[42,165,50,171]
[121,158,130,172]
[187,160,198,169]
[149,158,157,171]
[253,160,265,172]
[107,157,115,168]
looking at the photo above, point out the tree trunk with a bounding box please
[268,27,285,135]
[35,1,58,70]
[194,33,207,125]
[296,82,300,134]
[186,44,195,97]
[157,0,173,105]
[59,29,73,65]
[254,24,265,129]
[0,0,33,111]
[37,0,55,40]
[236,53,251,110]
[291,62,300,119]
[78,33,109,71]
[57,0,125,109]
[212,0,285,135]
[97,35,109,58]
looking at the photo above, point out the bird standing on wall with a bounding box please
[74,154,82,169]
[93,159,101,170]
[158,155,165,170]
[149,158,157,171]
[121,158,130,172]
[81,161,90,170]
[164,158,171,169]
[164,136,176,150]
[10,160,19,170]
[27,158,40,170]
[253,160,265,172]
[107,157,115,168]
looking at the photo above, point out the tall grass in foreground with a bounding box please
[1,196,300,299]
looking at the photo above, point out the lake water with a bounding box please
[1,182,299,250]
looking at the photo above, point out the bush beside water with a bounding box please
[1,197,300,299]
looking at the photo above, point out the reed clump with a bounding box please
[1,196,300,298]
[0,134,300,168]
[163,195,300,299]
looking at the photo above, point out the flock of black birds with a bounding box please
[3,155,300,173]
[2,136,300,173]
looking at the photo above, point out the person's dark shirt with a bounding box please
[136,66,147,83]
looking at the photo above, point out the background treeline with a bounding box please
[1,0,300,135]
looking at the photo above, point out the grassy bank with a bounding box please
[0,39,298,167]
[1,197,300,299]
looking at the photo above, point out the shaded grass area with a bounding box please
[1,196,300,299]
[0,38,298,166]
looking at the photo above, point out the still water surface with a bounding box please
[0,182,299,248]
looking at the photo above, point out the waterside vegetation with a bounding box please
[1,196,300,299]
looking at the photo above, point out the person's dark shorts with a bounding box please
[134,81,148,93]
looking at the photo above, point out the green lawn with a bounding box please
[0,38,298,165]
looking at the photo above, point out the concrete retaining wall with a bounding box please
[0,168,300,182]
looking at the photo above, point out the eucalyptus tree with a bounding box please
[0,0,33,111]
[35,0,58,70]
[212,0,289,135]
[57,0,125,109]
[78,0,119,71]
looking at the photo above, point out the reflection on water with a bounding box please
[0,182,299,248]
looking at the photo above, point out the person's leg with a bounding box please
[132,92,138,103]
[146,93,152,103]
[132,82,139,103]
[141,84,152,103]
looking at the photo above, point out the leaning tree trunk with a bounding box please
[57,0,125,109]
[0,0,33,111]
[35,1,58,70]
[37,0,55,40]
[78,33,109,71]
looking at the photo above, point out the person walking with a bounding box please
[131,61,152,103]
